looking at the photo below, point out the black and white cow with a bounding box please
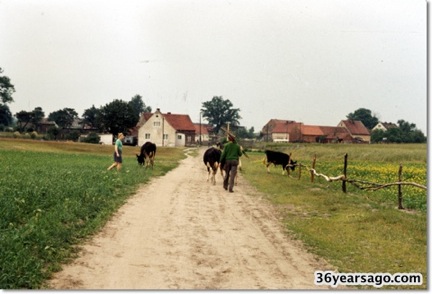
[136,141,157,168]
[203,147,222,185]
[264,150,297,175]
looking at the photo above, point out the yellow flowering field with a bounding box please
[315,160,426,211]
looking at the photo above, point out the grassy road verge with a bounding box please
[240,143,426,289]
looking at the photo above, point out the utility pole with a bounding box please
[199,112,202,145]
[226,122,230,140]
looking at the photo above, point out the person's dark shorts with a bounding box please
[113,151,122,163]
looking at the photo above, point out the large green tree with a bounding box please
[31,107,45,132]
[396,119,426,143]
[83,96,151,134]
[0,104,13,126]
[82,105,103,131]
[48,108,78,129]
[346,108,379,130]
[100,99,139,135]
[0,67,15,104]
[370,119,426,143]
[0,68,15,126]
[15,107,45,132]
[129,94,151,118]
[201,96,241,135]
[15,110,33,131]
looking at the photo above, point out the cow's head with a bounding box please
[136,154,145,165]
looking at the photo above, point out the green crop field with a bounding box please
[0,139,427,289]
[0,138,186,289]
[240,143,427,289]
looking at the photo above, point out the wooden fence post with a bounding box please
[398,164,404,209]
[311,155,316,183]
[342,153,348,193]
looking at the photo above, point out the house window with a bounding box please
[154,121,161,127]
[177,135,182,140]
[163,134,168,140]
[145,133,150,139]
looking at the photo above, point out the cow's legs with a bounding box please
[144,152,154,169]
[266,163,271,173]
[211,162,219,185]
[206,163,211,182]
[211,170,216,185]
[149,153,154,168]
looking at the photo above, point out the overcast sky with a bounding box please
[1,0,427,133]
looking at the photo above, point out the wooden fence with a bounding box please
[286,153,427,210]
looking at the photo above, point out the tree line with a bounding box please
[347,108,426,143]
[0,66,251,142]
[10,95,150,140]
[0,67,426,143]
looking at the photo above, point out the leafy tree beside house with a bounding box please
[16,106,45,132]
[48,108,78,129]
[201,96,241,135]
[82,105,103,132]
[346,108,379,130]
[83,95,149,135]
[129,94,151,117]
[31,107,45,132]
[235,126,256,139]
[99,99,139,136]
[15,110,33,131]
[47,108,78,140]
[371,119,426,143]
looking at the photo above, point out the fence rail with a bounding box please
[286,153,426,210]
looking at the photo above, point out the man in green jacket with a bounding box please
[220,134,242,192]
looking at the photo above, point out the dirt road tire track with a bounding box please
[48,147,332,289]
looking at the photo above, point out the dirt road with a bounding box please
[48,147,332,290]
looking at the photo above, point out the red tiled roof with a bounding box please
[262,119,297,132]
[341,120,370,135]
[271,121,301,133]
[136,111,195,132]
[319,126,351,140]
[164,113,195,132]
[193,123,212,135]
[301,125,324,136]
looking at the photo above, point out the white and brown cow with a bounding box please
[203,147,222,185]
[136,141,157,168]
[263,150,297,175]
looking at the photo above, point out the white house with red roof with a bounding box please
[136,108,196,147]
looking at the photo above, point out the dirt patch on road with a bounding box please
[48,147,334,290]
